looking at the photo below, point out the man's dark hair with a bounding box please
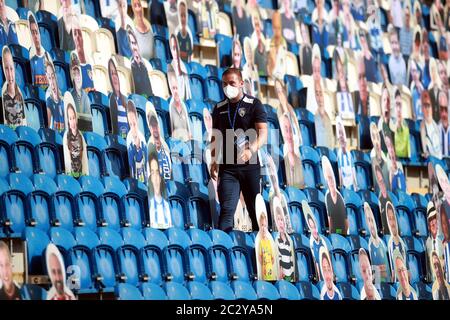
[149,114,159,127]
[222,67,243,81]
[395,88,401,99]
[28,13,37,26]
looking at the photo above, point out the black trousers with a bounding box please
[217,166,261,232]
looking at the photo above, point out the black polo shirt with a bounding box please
[212,94,267,170]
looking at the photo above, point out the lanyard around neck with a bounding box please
[228,95,245,130]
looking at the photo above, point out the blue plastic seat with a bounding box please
[411,193,429,238]
[300,146,321,188]
[187,281,214,300]
[337,282,359,300]
[117,245,142,286]
[394,191,417,238]
[49,226,76,258]
[166,181,190,229]
[351,150,373,191]
[104,134,128,179]
[164,282,191,300]
[140,282,168,300]
[275,280,301,300]
[84,132,107,178]
[0,125,17,178]
[188,62,207,102]
[121,227,146,249]
[209,281,236,300]
[296,281,321,300]
[36,128,62,178]
[97,227,124,250]
[36,10,58,52]
[88,91,109,137]
[13,126,41,177]
[187,184,212,230]
[231,280,258,300]
[23,85,46,131]
[49,48,70,94]
[215,34,232,68]
[341,189,363,236]
[285,187,308,234]
[73,226,100,249]
[77,176,104,231]
[99,177,127,231]
[115,283,144,300]
[29,174,57,232]
[20,284,48,300]
[296,108,316,147]
[253,281,281,300]
[92,244,120,292]
[23,227,50,275]
[1,173,33,237]
[9,44,30,89]
[54,175,81,232]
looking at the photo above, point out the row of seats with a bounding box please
[0,172,215,238]
[22,224,431,300]
[0,166,430,241]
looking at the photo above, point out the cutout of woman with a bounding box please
[359,248,382,300]
[255,193,278,281]
[242,37,260,98]
[175,0,193,63]
[303,200,330,281]
[131,0,154,61]
[126,100,148,184]
[323,155,349,235]
[393,249,418,300]
[319,247,343,300]
[169,34,192,101]
[280,113,304,189]
[364,202,391,284]
[108,57,129,139]
[148,150,172,229]
[231,37,243,69]
[386,201,407,282]
[274,202,296,282]
[147,106,172,181]
[45,52,64,131]
[62,91,89,178]
[1,45,26,127]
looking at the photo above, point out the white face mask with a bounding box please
[223,84,240,100]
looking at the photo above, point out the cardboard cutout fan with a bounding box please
[254,193,278,281]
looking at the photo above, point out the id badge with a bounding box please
[235,132,248,154]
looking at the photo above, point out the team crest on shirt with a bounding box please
[238,107,246,117]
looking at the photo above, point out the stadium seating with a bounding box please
[0,0,444,301]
